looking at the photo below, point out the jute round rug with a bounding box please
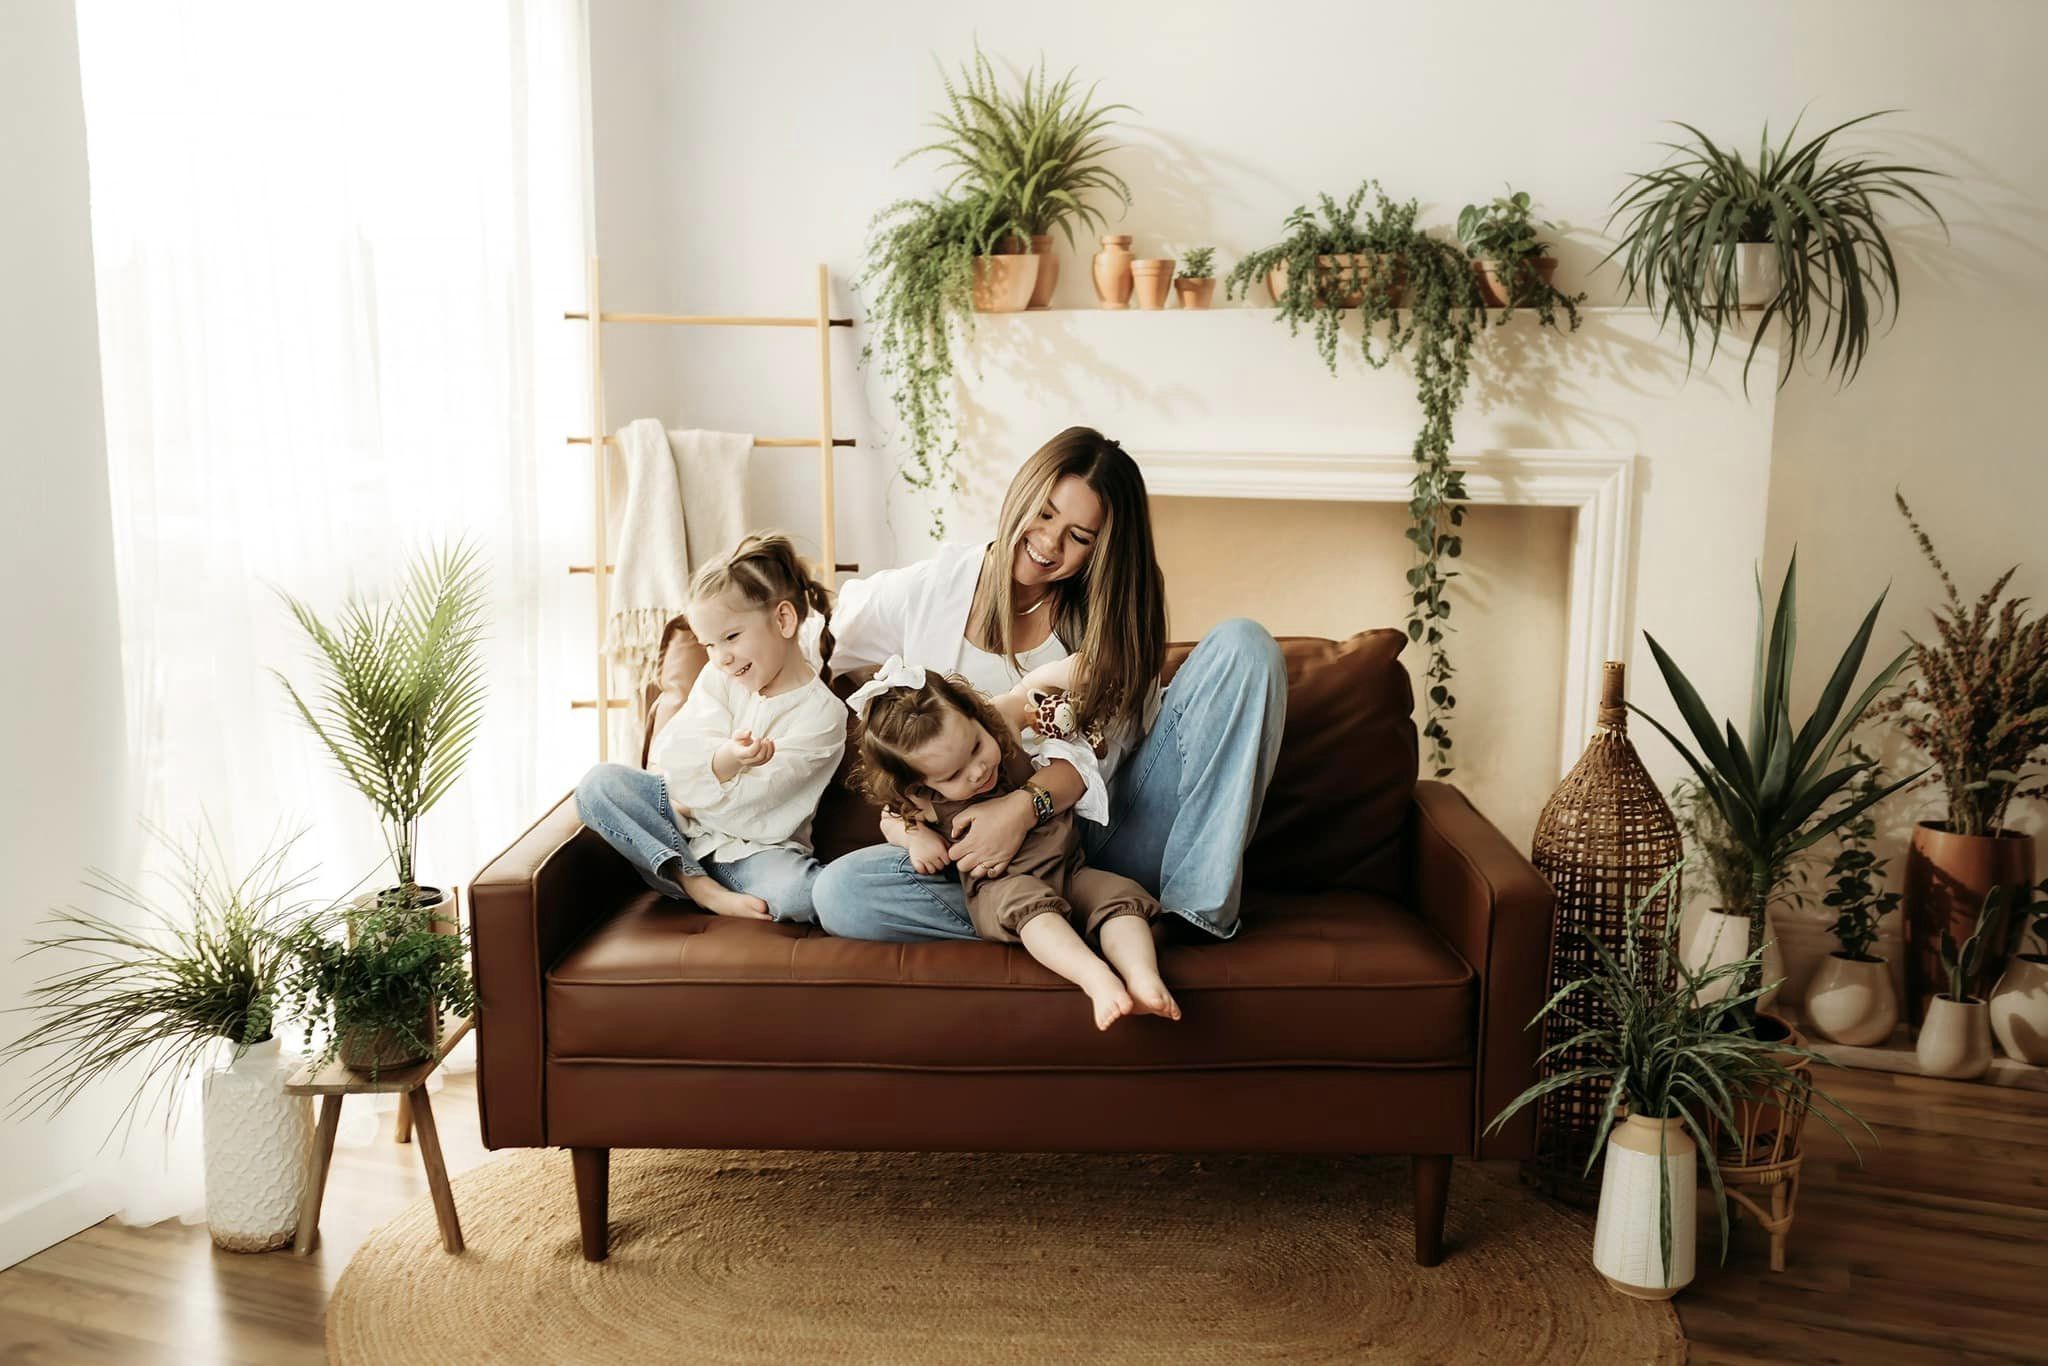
[329,1149,1683,1364]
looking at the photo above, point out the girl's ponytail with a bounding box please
[691,532,835,681]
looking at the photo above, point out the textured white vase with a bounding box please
[1916,995,1993,1080]
[201,1037,314,1252]
[1989,955,2048,1064]
[1734,242,1781,308]
[1593,1114,1697,1300]
[1806,952,1900,1046]
[1683,909,1751,1003]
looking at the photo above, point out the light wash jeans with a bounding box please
[812,617,1287,942]
[574,763,822,924]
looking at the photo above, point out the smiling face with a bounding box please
[1010,473,1104,592]
[686,591,800,696]
[906,707,1003,803]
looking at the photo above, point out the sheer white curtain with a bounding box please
[75,0,596,1218]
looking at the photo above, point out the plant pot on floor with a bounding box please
[1905,823,2034,1025]
[971,252,1041,313]
[1805,952,1900,1046]
[1989,954,2048,1064]
[201,1037,314,1252]
[1592,1113,1696,1300]
[1917,994,1993,1079]
[1026,234,1060,310]
[1682,908,1751,1004]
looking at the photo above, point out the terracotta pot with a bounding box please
[1475,255,1559,308]
[1682,907,1752,1004]
[1916,994,1992,1079]
[1805,952,1900,1046]
[1267,253,1400,310]
[1091,235,1133,309]
[1904,822,2034,1025]
[971,253,1041,313]
[1130,259,1175,310]
[1026,233,1060,310]
[1592,1114,1696,1300]
[1989,954,2048,1064]
[1174,277,1216,310]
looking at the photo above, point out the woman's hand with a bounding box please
[903,824,954,876]
[948,790,1035,879]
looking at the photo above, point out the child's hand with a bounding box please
[903,823,954,876]
[717,729,777,773]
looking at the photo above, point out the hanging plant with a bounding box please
[1226,181,1579,777]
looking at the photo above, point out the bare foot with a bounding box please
[1123,973,1182,1021]
[1085,977,1135,1031]
[681,874,770,920]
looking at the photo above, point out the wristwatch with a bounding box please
[1021,780,1057,828]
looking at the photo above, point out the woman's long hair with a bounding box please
[967,427,1166,743]
[688,532,835,683]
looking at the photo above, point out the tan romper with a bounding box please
[921,748,1160,944]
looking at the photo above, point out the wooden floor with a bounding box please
[0,1067,2042,1363]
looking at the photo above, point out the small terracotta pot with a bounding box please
[1174,277,1216,310]
[1989,954,2048,1064]
[1805,951,1899,1046]
[1904,822,2034,1024]
[1475,255,1559,308]
[1916,994,1992,1079]
[1027,233,1060,310]
[1092,235,1133,308]
[1130,259,1175,310]
[971,253,1041,313]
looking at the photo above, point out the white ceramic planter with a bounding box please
[1989,954,2048,1064]
[1735,242,1781,308]
[1593,1114,1697,1300]
[1683,908,1752,1003]
[1806,952,1900,1047]
[201,1037,314,1252]
[1916,995,1993,1080]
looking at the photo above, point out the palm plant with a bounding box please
[1489,863,1865,1284]
[273,541,489,906]
[3,828,330,1144]
[1631,555,1920,982]
[1606,112,1944,392]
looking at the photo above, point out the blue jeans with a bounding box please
[813,617,1287,942]
[573,763,822,924]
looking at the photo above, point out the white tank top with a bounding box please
[953,632,1068,699]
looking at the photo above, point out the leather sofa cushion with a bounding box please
[546,886,1473,1070]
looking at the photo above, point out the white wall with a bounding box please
[0,0,134,1267]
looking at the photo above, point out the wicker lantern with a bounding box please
[1526,661,1683,1205]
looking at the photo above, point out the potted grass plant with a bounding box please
[1457,187,1583,325]
[273,541,489,924]
[1989,881,2048,1064]
[2,830,328,1252]
[1917,886,2012,1079]
[286,893,477,1077]
[1805,747,1905,1046]
[1174,246,1217,309]
[1605,112,1945,392]
[1877,493,2048,1024]
[1489,863,1863,1300]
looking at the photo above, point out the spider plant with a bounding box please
[906,46,1132,247]
[273,541,489,908]
[1489,862,1866,1286]
[1605,111,1944,392]
[1630,553,1921,990]
[2,828,331,1145]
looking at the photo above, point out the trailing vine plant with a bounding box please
[1225,180,1580,777]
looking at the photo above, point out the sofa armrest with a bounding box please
[469,791,641,1149]
[1410,780,1555,1160]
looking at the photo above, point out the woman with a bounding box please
[816,426,1287,942]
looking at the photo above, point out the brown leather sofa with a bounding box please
[470,626,1554,1265]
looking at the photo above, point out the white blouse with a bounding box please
[645,665,848,864]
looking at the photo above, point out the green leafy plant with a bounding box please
[1606,112,1945,392]
[1180,245,1215,279]
[273,542,489,906]
[1820,742,1901,961]
[1632,555,1920,989]
[1456,187,1583,325]
[1488,862,1864,1285]
[2,829,330,1144]
[1876,493,2048,837]
[1938,885,2016,1002]
[286,895,475,1077]
[907,46,1132,246]
[1671,778,1751,912]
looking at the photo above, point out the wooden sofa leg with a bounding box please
[1411,1154,1451,1267]
[572,1147,610,1262]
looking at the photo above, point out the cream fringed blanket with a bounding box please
[606,419,752,703]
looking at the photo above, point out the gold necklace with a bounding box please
[1015,590,1052,618]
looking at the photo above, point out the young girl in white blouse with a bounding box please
[574,533,846,923]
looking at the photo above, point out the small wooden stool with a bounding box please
[287,1015,473,1256]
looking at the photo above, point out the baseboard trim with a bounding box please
[0,1173,116,1270]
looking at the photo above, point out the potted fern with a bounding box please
[1989,881,2048,1064]
[1606,112,1944,392]
[1916,886,2011,1079]
[3,831,328,1252]
[1457,187,1582,325]
[273,541,489,924]
[286,893,477,1076]
[1805,747,1904,1046]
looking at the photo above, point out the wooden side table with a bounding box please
[286,1015,473,1256]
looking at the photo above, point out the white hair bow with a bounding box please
[844,655,929,717]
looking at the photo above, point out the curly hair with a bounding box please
[688,532,835,683]
[852,672,1025,821]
